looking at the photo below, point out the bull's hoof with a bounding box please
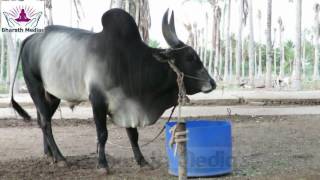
[96,167,109,175]
[57,160,68,167]
[139,161,154,171]
[44,154,53,160]
[139,159,150,167]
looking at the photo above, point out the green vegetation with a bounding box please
[148,39,160,48]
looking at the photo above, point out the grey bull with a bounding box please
[11,8,216,173]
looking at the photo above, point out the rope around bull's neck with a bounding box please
[167,60,190,110]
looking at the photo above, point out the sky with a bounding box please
[2,0,319,47]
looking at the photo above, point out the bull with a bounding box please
[11,8,216,173]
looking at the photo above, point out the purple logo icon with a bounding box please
[15,9,31,22]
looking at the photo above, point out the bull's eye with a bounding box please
[188,55,196,62]
[187,57,194,62]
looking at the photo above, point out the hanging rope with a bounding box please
[167,59,189,150]
[167,59,189,180]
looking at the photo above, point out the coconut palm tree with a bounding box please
[313,3,320,80]
[230,35,233,80]
[248,0,255,86]
[110,0,150,42]
[223,0,231,82]
[291,0,302,90]
[73,0,85,27]
[257,10,263,78]
[273,28,277,76]
[193,23,199,54]
[265,0,272,88]
[110,0,123,8]
[236,0,248,84]
[211,0,218,50]
[203,13,209,68]
[137,0,151,42]
[5,33,18,94]
[45,0,53,25]
[278,17,285,79]
[213,6,222,78]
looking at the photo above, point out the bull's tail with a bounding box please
[11,97,31,121]
[11,37,31,121]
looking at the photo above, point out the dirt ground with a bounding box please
[0,114,320,180]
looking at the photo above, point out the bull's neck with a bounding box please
[146,47,179,107]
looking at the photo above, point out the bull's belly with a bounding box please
[110,100,154,128]
[45,84,157,128]
[43,80,89,102]
[105,88,157,128]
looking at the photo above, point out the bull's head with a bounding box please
[160,9,216,95]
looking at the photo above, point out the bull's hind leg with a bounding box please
[23,73,65,166]
[89,87,108,172]
[36,93,60,159]
[126,128,149,167]
[37,112,52,157]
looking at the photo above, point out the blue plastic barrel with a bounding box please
[165,120,232,177]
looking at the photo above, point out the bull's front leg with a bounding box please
[89,88,108,173]
[126,128,149,167]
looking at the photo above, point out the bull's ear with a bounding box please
[153,50,173,62]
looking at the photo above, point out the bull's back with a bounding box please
[24,26,96,101]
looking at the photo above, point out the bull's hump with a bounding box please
[101,9,141,42]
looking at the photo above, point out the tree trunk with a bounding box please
[193,24,198,54]
[219,1,227,78]
[208,49,213,75]
[201,28,206,65]
[265,0,272,88]
[0,1,4,83]
[184,23,194,47]
[45,0,54,25]
[273,28,277,76]
[134,0,140,24]
[248,0,255,86]
[313,3,320,80]
[73,0,85,27]
[137,0,151,42]
[236,0,244,84]
[117,0,150,42]
[203,13,209,69]
[258,10,263,77]
[0,34,5,82]
[213,7,221,78]
[279,17,285,79]
[255,49,257,75]
[242,40,245,78]
[110,0,123,8]
[291,0,302,90]
[302,37,306,79]
[314,40,319,80]
[5,33,18,94]
[274,48,277,76]
[230,39,233,81]
[223,0,231,82]
[219,46,223,77]
[197,30,202,60]
[211,0,218,50]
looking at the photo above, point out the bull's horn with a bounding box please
[162,9,181,47]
